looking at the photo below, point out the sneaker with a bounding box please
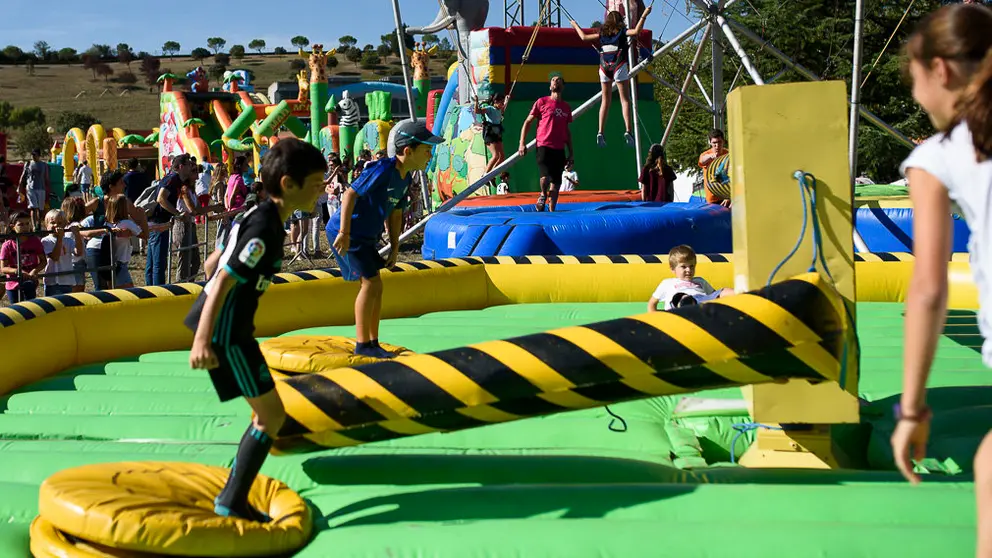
[624,132,635,147]
[371,346,396,359]
[535,194,547,212]
[670,292,699,308]
[597,134,607,148]
[214,499,271,523]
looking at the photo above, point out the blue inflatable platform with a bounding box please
[421,200,971,259]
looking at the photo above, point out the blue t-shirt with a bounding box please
[326,157,410,244]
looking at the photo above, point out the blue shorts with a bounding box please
[329,238,385,281]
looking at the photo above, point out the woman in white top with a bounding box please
[892,4,992,555]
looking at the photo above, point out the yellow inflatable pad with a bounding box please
[261,335,413,375]
[37,462,312,557]
[31,515,151,557]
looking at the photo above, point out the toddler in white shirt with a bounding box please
[648,244,734,311]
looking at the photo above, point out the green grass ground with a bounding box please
[0,301,984,557]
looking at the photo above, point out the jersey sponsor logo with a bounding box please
[255,276,271,292]
[238,238,266,268]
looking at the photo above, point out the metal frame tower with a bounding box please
[505,0,563,27]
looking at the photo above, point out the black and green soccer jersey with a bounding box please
[184,200,285,343]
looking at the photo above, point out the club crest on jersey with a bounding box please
[238,238,265,268]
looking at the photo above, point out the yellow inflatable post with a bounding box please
[85,125,107,183]
[728,80,859,468]
[61,128,85,184]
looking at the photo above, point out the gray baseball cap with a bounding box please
[391,119,444,152]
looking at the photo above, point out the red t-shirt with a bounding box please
[1,236,44,291]
[530,96,573,150]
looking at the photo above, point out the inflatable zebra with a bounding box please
[336,92,361,163]
[336,92,361,128]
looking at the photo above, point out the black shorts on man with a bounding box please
[184,200,285,401]
[536,147,567,186]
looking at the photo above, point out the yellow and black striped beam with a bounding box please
[272,271,852,454]
[0,252,961,329]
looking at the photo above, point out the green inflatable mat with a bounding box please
[0,302,985,557]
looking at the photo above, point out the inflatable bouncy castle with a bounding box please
[426,25,659,207]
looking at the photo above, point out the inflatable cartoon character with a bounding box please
[186,66,209,93]
[222,69,253,93]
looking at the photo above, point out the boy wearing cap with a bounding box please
[327,119,443,359]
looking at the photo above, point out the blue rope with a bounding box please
[729,422,784,464]
[766,171,810,287]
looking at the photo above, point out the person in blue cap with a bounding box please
[327,119,444,358]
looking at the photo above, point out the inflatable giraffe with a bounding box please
[297,44,336,149]
[407,43,438,118]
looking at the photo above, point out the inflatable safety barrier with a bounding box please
[272,272,849,453]
[0,254,978,396]
[35,462,311,557]
[457,190,643,207]
[261,335,413,376]
[423,201,972,258]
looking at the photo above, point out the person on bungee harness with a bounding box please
[570,3,652,149]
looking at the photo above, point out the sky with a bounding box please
[0,0,697,56]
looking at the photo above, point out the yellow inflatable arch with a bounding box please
[61,128,86,183]
[84,125,107,183]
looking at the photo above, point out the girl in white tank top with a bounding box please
[892,5,992,555]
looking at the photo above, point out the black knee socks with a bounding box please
[215,425,273,521]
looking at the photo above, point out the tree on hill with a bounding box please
[207,37,227,54]
[11,106,46,128]
[377,44,392,58]
[0,102,14,132]
[33,41,51,60]
[439,37,452,52]
[346,47,362,69]
[326,55,338,70]
[96,63,114,83]
[140,56,161,88]
[116,43,133,57]
[274,46,288,55]
[90,44,112,59]
[81,53,98,80]
[191,47,211,62]
[422,34,440,47]
[590,20,602,28]
[380,26,413,57]
[289,59,306,71]
[249,39,266,55]
[361,51,381,69]
[118,48,134,70]
[3,45,25,64]
[215,53,230,66]
[291,36,309,50]
[55,111,99,134]
[162,41,181,56]
[338,35,358,51]
[229,44,245,60]
[15,124,53,158]
[57,47,78,65]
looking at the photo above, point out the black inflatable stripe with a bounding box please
[128,288,159,300]
[292,374,389,428]
[89,291,122,304]
[358,360,468,415]
[0,313,16,327]
[429,346,546,400]
[505,333,644,399]
[750,279,842,336]
[575,255,596,263]
[32,299,56,313]
[543,255,563,264]
[8,305,35,320]
[277,415,311,437]
[876,252,900,262]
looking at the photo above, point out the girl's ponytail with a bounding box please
[960,48,992,161]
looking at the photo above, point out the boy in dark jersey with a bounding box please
[186,138,326,521]
[327,119,443,358]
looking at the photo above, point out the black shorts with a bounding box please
[536,147,567,185]
[483,123,504,145]
[331,239,386,281]
[208,339,275,402]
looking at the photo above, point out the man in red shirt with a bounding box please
[518,74,574,212]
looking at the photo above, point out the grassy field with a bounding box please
[0,53,450,137]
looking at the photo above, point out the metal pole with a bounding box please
[693,74,713,108]
[727,18,915,149]
[109,229,116,290]
[849,0,865,187]
[644,70,716,113]
[711,14,724,128]
[383,17,709,255]
[166,223,173,285]
[391,0,418,122]
[627,3,643,176]
[662,25,712,146]
[716,15,764,85]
